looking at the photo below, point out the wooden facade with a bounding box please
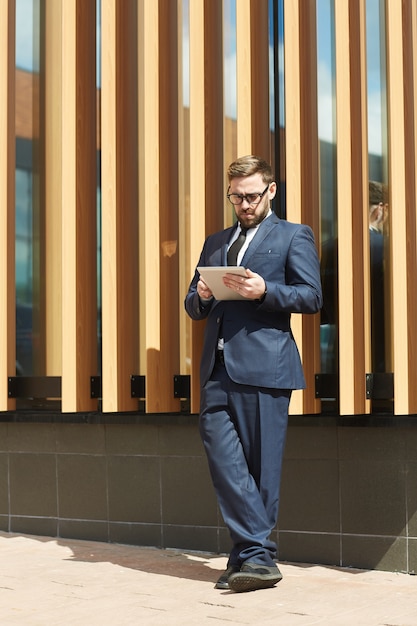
[2,0,417,417]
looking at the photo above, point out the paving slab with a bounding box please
[0,531,416,625]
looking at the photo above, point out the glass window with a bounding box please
[317,0,338,378]
[15,0,102,403]
[366,0,391,413]
[15,0,40,378]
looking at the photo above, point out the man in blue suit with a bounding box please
[185,155,322,593]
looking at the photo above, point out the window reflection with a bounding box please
[366,0,390,388]
[15,1,102,388]
[16,166,33,376]
[317,0,338,377]
[368,181,388,374]
[16,0,40,377]
[318,0,391,406]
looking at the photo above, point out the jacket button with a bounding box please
[217,317,221,324]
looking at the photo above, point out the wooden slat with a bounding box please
[386,0,417,414]
[178,0,189,381]
[298,1,322,414]
[138,0,162,413]
[158,0,181,412]
[334,0,369,415]
[188,0,207,413]
[101,0,138,412]
[284,0,321,414]
[204,0,224,237]
[283,0,302,415]
[0,0,15,410]
[186,0,225,414]
[44,0,62,376]
[412,0,417,404]
[61,0,97,412]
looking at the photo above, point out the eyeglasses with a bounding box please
[227,184,269,206]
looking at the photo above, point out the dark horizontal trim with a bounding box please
[288,413,417,427]
[0,410,198,426]
[8,376,61,399]
[0,410,416,428]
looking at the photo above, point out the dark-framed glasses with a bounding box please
[227,184,269,206]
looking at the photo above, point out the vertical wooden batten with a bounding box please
[204,0,224,237]
[138,0,162,412]
[386,0,417,414]
[188,0,207,413]
[186,0,225,414]
[158,0,181,412]
[284,0,321,414]
[61,0,97,412]
[177,0,189,382]
[334,0,369,415]
[0,0,15,410]
[44,0,62,376]
[101,0,138,412]
[412,0,417,407]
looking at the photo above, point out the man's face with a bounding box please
[229,173,277,229]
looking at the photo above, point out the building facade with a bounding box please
[0,0,416,573]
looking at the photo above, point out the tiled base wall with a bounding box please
[0,416,416,574]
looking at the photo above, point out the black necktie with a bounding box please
[227,228,247,266]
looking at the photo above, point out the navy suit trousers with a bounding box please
[199,360,290,567]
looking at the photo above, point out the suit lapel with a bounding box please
[241,213,280,266]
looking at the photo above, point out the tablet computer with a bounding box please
[197,266,247,300]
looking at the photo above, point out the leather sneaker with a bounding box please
[228,562,283,593]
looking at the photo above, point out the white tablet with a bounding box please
[197,266,247,300]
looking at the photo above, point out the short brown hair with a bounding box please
[227,155,274,184]
[369,180,388,206]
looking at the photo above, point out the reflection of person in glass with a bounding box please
[369,180,388,373]
[320,181,388,374]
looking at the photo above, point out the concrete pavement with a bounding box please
[0,531,416,625]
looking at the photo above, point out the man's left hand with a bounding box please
[223,268,266,300]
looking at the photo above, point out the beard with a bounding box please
[236,196,270,229]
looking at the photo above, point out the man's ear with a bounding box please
[268,181,277,200]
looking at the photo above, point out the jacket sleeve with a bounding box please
[184,270,214,320]
[184,239,214,320]
[260,224,322,315]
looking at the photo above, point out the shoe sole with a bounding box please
[214,581,230,590]
[214,567,240,590]
[228,573,282,593]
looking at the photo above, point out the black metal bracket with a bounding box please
[366,373,394,400]
[173,375,190,399]
[8,376,62,399]
[90,376,102,399]
[131,375,146,398]
[315,373,338,399]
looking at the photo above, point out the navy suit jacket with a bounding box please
[185,213,322,389]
